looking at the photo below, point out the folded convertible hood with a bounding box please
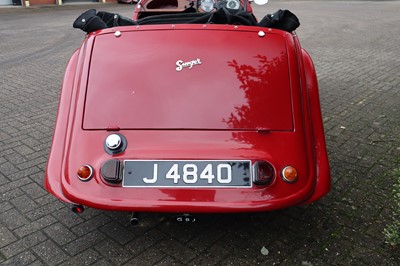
[83,27,293,131]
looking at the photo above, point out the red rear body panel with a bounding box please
[45,24,330,213]
[84,29,292,130]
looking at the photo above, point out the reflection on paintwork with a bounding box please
[224,54,285,130]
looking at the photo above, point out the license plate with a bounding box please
[123,160,251,187]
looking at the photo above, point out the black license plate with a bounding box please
[123,160,252,187]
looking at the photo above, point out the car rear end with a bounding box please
[45,24,330,213]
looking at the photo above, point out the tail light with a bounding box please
[101,159,122,183]
[77,165,94,181]
[253,161,274,185]
[281,166,298,183]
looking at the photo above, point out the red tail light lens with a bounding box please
[253,161,274,185]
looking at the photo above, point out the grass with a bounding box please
[384,168,400,247]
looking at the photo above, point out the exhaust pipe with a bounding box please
[129,213,139,226]
[71,204,84,214]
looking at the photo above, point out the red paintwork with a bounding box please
[84,29,292,131]
[45,22,330,213]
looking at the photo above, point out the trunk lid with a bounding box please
[83,28,293,131]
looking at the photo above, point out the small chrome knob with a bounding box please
[105,134,122,150]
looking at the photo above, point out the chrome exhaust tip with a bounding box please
[129,213,139,226]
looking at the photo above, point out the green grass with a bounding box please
[384,168,400,247]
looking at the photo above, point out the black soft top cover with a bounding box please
[73,8,299,33]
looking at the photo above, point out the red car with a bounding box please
[45,0,330,221]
